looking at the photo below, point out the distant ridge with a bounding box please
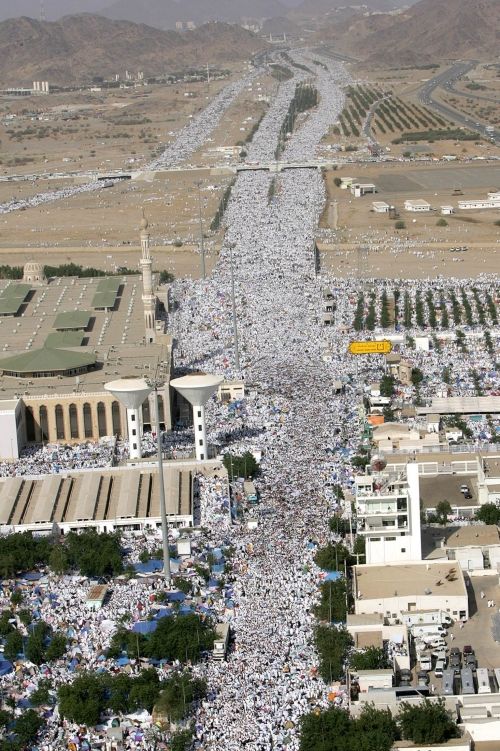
[0,15,267,86]
[314,0,500,64]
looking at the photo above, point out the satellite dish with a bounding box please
[371,453,387,473]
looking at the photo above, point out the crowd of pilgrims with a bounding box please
[0,47,498,750]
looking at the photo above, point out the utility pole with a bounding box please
[229,242,240,372]
[196,182,206,280]
[145,368,171,584]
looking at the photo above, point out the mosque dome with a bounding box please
[23,260,46,284]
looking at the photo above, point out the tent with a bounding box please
[133,560,163,574]
[324,571,342,581]
[132,621,158,635]
[166,591,185,603]
[153,608,174,619]
[0,660,13,676]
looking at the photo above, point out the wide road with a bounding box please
[418,61,499,142]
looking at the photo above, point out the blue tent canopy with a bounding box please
[212,548,223,560]
[116,656,130,666]
[132,621,158,635]
[211,564,224,574]
[133,559,163,574]
[324,571,342,581]
[20,572,42,581]
[178,606,193,615]
[166,591,185,603]
[0,660,13,676]
[208,579,220,589]
[153,608,174,619]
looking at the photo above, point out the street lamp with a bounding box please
[196,181,206,280]
[146,377,171,583]
[228,242,240,372]
[105,377,171,582]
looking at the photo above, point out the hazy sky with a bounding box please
[0,0,304,22]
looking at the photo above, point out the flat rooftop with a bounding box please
[0,460,223,530]
[445,525,500,548]
[354,561,466,600]
[0,275,171,397]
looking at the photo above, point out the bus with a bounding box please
[213,623,230,661]
[460,667,475,695]
[442,668,457,696]
[244,481,259,504]
[476,668,491,694]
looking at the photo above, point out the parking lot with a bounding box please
[420,474,478,514]
[411,574,500,695]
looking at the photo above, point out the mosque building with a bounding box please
[0,217,173,460]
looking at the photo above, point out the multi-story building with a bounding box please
[355,463,421,565]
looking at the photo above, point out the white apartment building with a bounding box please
[355,463,421,565]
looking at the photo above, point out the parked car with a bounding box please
[460,484,470,494]
[399,669,412,686]
[463,645,474,655]
[417,670,430,686]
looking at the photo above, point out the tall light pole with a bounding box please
[196,181,206,280]
[229,242,240,372]
[147,376,171,584]
[104,376,171,583]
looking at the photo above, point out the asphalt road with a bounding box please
[418,60,499,142]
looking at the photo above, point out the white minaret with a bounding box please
[140,212,156,343]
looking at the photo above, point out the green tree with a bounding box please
[46,632,67,661]
[4,629,23,661]
[0,709,13,728]
[314,579,349,623]
[18,609,32,627]
[155,674,207,722]
[411,367,424,386]
[398,698,459,744]
[10,590,23,607]
[314,544,352,571]
[12,708,44,745]
[329,516,349,536]
[436,218,448,226]
[170,729,194,751]
[380,375,395,398]
[48,544,70,575]
[30,679,53,706]
[350,646,389,670]
[58,673,106,726]
[476,503,500,526]
[394,220,405,230]
[300,706,351,751]
[353,704,397,751]
[222,452,258,479]
[435,500,452,526]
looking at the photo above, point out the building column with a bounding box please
[91,404,100,440]
[77,403,85,440]
[105,401,114,437]
[63,406,71,442]
[47,405,58,442]
[33,412,42,443]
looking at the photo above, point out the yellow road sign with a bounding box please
[348,340,392,355]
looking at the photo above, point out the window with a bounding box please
[197,410,202,418]
[200,453,204,460]
[199,439,203,446]
[401,548,406,553]
[386,537,396,541]
[133,443,137,450]
[132,429,136,436]
[131,414,136,422]
[198,425,203,431]
[370,537,381,542]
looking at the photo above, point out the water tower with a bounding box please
[104,378,152,459]
[170,373,223,461]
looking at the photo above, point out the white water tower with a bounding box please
[104,378,152,459]
[170,373,223,461]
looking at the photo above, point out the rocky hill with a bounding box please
[315,0,500,64]
[0,15,267,86]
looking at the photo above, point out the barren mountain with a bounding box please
[315,0,500,64]
[0,14,267,86]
